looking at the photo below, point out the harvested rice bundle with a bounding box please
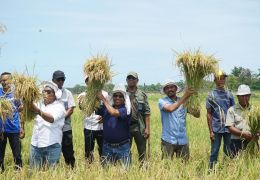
[0,99,13,122]
[176,49,218,114]
[12,73,41,121]
[246,105,260,155]
[83,54,112,116]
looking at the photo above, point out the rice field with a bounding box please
[1,91,260,179]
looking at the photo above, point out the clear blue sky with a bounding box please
[1,0,259,87]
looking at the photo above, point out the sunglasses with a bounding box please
[113,94,124,98]
[56,78,65,82]
[127,76,137,80]
[42,90,54,95]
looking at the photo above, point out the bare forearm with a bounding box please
[38,110,54,123]
[145,115,150,129]
[102,98,120,117]
[65,108,74,119]
[207,113,213,133]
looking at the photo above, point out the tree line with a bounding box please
[68,66,260,94]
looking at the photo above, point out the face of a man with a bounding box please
[126,75,138,88]
[237,94,251,107]
[113,92,125,107]
[214,75,226,89]
[53,77,65,89]
[42,87,56,104]
[0,74,12,91]
[164,84,177,98]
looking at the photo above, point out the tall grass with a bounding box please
[1,92,260,179]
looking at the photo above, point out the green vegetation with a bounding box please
[1,92,260,179]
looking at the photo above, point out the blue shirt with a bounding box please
[158,96,188,145]
[98,104,131,143]
[206,89,235,133]
[0,88,21,133]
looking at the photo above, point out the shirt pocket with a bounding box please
[138,101,144,113]
[234,114,243,130]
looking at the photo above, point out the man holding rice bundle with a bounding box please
[158,79,199,161]
[78,75,108,163]
[225,84,259,157]
[0,72,23,172]
[52,70,76,168]
[97,84,131,169]
[206,70,235,169]
[126,72,150,166]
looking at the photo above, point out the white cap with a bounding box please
[161,79,181,94]
[41,81,62,99]
[236,84,251,96]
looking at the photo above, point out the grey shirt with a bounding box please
[60,88,75,132]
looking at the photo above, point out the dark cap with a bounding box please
[52,70,65,80]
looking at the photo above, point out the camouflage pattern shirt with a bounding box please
[127,88,150,134]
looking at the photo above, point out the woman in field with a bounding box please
[29,81,66,169]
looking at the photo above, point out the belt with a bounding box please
[105,139,130,147]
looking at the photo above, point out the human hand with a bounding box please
[19,128,25,139]
[210,132,215,142]
[144,128,150,139]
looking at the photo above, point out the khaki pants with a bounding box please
[161,139,189,161]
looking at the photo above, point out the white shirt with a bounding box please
[60,88,76,132]
[31,100,66,148]
[77,90,108,131]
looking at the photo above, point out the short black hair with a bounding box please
[1,72,11,76]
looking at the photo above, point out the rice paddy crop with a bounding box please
[176,49,218,114]
[82,54,112,116]
[246,105,260,156]
[12,73,41,121]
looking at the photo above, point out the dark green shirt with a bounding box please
[127,88,150,134]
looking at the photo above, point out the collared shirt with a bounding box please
[225,104,251,140]
[158,96,188,145]
[127,88,150,134]
[31,100,66,148]
[206,89,235,133]
[0,88,21,133]
[98,104,131,143]
[60,88,75,132]
[77,90,108,130]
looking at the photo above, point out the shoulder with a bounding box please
[64,89,73,96]
[78,92,86,99]
[136,89,147,98]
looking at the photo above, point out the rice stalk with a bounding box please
[176,49,218,114]
[83,54,112,116]
[245,105,260,156]
[12,72,41,121]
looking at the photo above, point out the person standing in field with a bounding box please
[225,84,259,157]
[52,70,76,168]
[126,72,150,166]
[97,84,131,169]
[158,79,199,161]
[0,72,23,172]
[29,81,66,168]
[78,75,108,163]
[206,70,235,169]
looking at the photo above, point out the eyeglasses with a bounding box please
[42,90,54,95]
[113,94,124,98]
[56,78,65,82]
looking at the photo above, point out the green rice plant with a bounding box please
[246,105,260,156]
[83,54,112,116]
[176,49,218,114]
[12,72,41,121]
